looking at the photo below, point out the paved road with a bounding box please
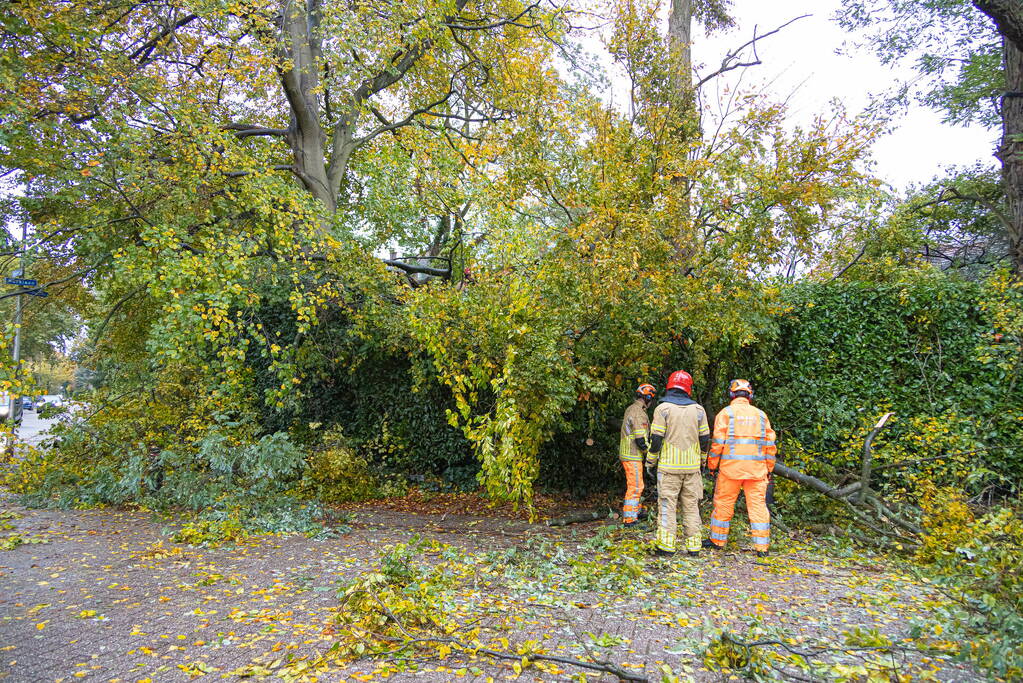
[13,409,59,447]
[0,504,979,682]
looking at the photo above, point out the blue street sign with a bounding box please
[22,289,48,298]
[5,277,37,287]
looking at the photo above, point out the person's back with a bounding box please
[650,400,705,473]
[708,379,777,556]
[646,371,710,556]
[713,398,774,480]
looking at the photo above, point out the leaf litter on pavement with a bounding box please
[0,499,978,682]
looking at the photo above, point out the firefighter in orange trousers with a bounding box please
[707,379,778,557]
[620,383,656,527]
[645,371,710,556]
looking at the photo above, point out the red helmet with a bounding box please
[729,378,754,399]
[666,370,693,395]
[636,383,656,400]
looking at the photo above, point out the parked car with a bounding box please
[20,396,34,411]
[37,395,64,409]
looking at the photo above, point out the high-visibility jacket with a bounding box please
[648,396,709,473]
[619,399,650,461]
[708,397,777,480]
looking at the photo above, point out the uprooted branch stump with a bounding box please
[774,412,923,542]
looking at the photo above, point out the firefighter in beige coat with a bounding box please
[645,370,711,556]
[619,383,656,526]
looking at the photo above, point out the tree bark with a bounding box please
[1000,38,1023,276]
[667,0,697,245]
[668,0,693,89]
[974,0,1023,52]
[278,0,334,211]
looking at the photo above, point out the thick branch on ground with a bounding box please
[773,463,919,536]
[974,0,1023,52]
[546,507,615,526]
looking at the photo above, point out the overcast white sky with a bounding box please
[682,0,999,191]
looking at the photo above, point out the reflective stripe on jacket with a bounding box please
[708,397,777,479]
[648,400,709,472]
[619,400,650,461]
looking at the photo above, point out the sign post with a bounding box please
[8,219,26,426]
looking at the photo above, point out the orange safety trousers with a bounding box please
[710,476,770,551]
[622,460,644,523]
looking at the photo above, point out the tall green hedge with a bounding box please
[741,273,1021,493]
[538,272,1022,498]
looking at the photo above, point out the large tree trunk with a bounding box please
[1001,39,1023,276]
[975,0,1023,50]
[667,0,697,250]
[668,0,693,88]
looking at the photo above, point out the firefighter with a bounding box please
[645,371,710,556]
[620,383,656,526]
[707,379,778,557]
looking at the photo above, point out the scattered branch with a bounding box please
[224,164,294,178]
[0,256,110,302]
[129,13,200,65]
[354,588,648,682]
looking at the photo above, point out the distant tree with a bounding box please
[838,0,1023,275]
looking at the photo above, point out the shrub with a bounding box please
[10,409,325,534]
[916,488,1023,679]
[300,427,407,503]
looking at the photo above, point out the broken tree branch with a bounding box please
[857,412,894,505]
[694,15,811,90]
